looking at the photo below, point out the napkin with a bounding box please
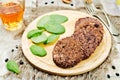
[100,0,120,16]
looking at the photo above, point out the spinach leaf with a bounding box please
[27,29,43,39]
[37,15,52,29]
[50,14,68,23]
[6,60,20,74]
[31,33,47,43]
[44,22,65,34]
[30,45,47,57]
[45,34,59,44]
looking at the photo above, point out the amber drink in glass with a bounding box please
[0,0,25,31]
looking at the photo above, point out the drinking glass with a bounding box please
[0,0,25,31]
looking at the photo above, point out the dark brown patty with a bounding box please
[52,37,84,68]
[52,17,104,68]
[72,17,104,59]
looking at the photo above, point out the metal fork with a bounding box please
[83,1,120,43]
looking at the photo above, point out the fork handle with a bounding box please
[103,10,120,36]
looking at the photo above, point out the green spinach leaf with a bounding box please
[6,60,20,74]
[31,33,47,43]
[30,45,47,57]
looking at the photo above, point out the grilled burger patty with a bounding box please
[52,17,104,68]
[52,37,84,68]
[73,17,104,59]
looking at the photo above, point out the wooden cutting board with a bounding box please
[22,10,112,76]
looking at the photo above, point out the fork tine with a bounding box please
[90,6,94,13]
[88,5,95,13]
[85,7,91,14]
[83,2,94,15]
[86,5,94,15]
[84,4,91,14]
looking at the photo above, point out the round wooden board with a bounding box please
[22,10,112,76]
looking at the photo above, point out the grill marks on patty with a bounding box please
[52,17,104,68]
